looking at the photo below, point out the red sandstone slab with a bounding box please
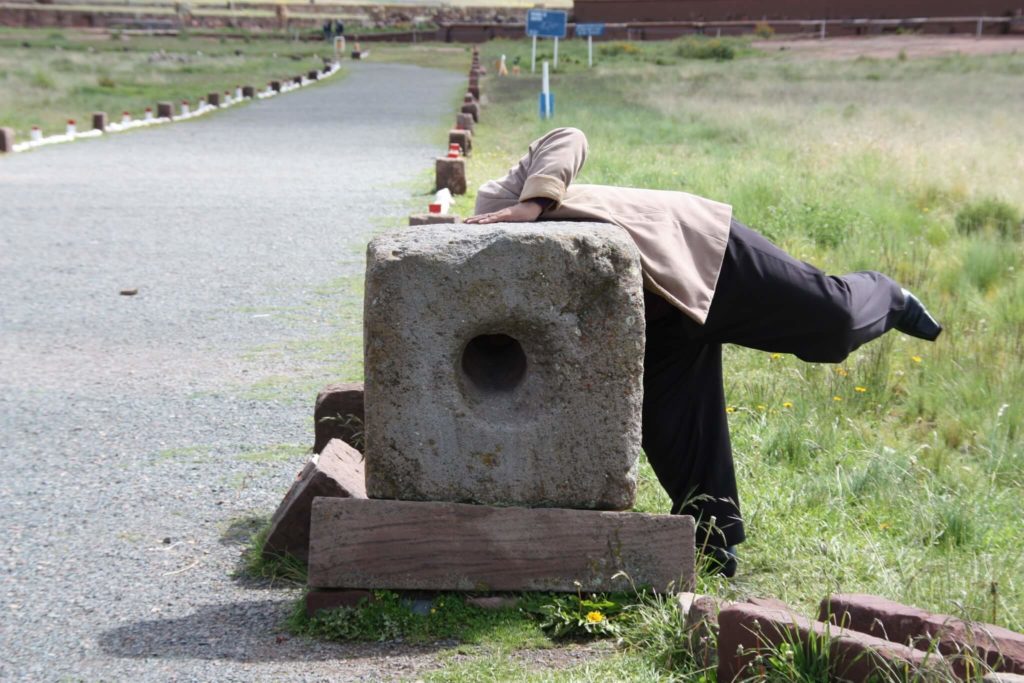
[313,382,364,454]
[308,498,695,593]
[0,127,14,153]
[719,603,950,683]
[263,439,366,563]
[823,593,1024,675]
[435,157,467,195]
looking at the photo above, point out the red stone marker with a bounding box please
[461,101,481,123]
[435,157,467,195]
[448,129,472,157]
[270,80,282,92]
[262,439,366,564]
[307,70,318,80]
[0,127,14,153]
[92,112,108,131]
[408,213,462,226]
[455,112,475,133]
[307,498,696,593]
[156,101,173,119]
[313,382,364,454]
[242,85,255,98]
[718,603,950,683]
[207,92,221,107]
[823,593,1024,676]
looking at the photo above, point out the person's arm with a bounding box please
[467,127,588,223]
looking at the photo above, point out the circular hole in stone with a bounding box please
[461,334,527,394]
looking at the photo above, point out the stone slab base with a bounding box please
[263,439,366,564]
[308,498,694,593]
[408,213,462,226]
[313,382,364,454]
[823,593,1024,676]
[718,603,951,682]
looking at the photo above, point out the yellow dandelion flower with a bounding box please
[922,207,930,213]
[757,404,767,411]
[879,521,892,530]
[783,401,793,409]
[586,611,605,624]
[911,355,922,363]
[837,368,849,377]
[855,386,867,393]
[726,406,736,413]
[770,353,782,360]
[833,396,843,402]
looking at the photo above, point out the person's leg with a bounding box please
[701,220,907,361]
[642,298,745,550]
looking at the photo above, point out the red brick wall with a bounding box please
[573,0,1023,24]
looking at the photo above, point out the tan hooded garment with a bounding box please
[474,127,733,325]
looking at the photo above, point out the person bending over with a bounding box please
[465,127,942,577]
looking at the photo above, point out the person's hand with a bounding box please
[465,201,543,224]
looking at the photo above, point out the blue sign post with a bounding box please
[526,9,567,73]
[575,22,605,67]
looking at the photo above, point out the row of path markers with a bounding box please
[0,60,343,155]
[410,48,485,226]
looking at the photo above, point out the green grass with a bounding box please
[289,36,1024,679]
[54,32,1015,679]
[456,37,1024,636]
[0,27,341,137]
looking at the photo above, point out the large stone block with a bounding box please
[207,92,221,107]
[262,439,366,563]
[307,497,694,592]
[92,112,108,131]
[0,127,14,153]
[363,222,645,509]
[156,102,173,119]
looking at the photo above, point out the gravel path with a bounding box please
[0,61,466,681]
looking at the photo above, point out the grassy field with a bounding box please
[462,34,1024,620]
[0,28,337,137]
[292,37,1024,681]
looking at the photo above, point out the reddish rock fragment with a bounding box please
[718,603,949,683]
[263,439,366,564]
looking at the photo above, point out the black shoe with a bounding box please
[703,545,738,578]
[896,289,942,341]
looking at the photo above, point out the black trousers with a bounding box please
[642,219,906,548]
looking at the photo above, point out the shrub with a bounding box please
[675,38,735,61]
[30,70,56,89]
[599,41,641,57]
[754,21,775,39]
[955,197,1022,239]
[97,74,116,88]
